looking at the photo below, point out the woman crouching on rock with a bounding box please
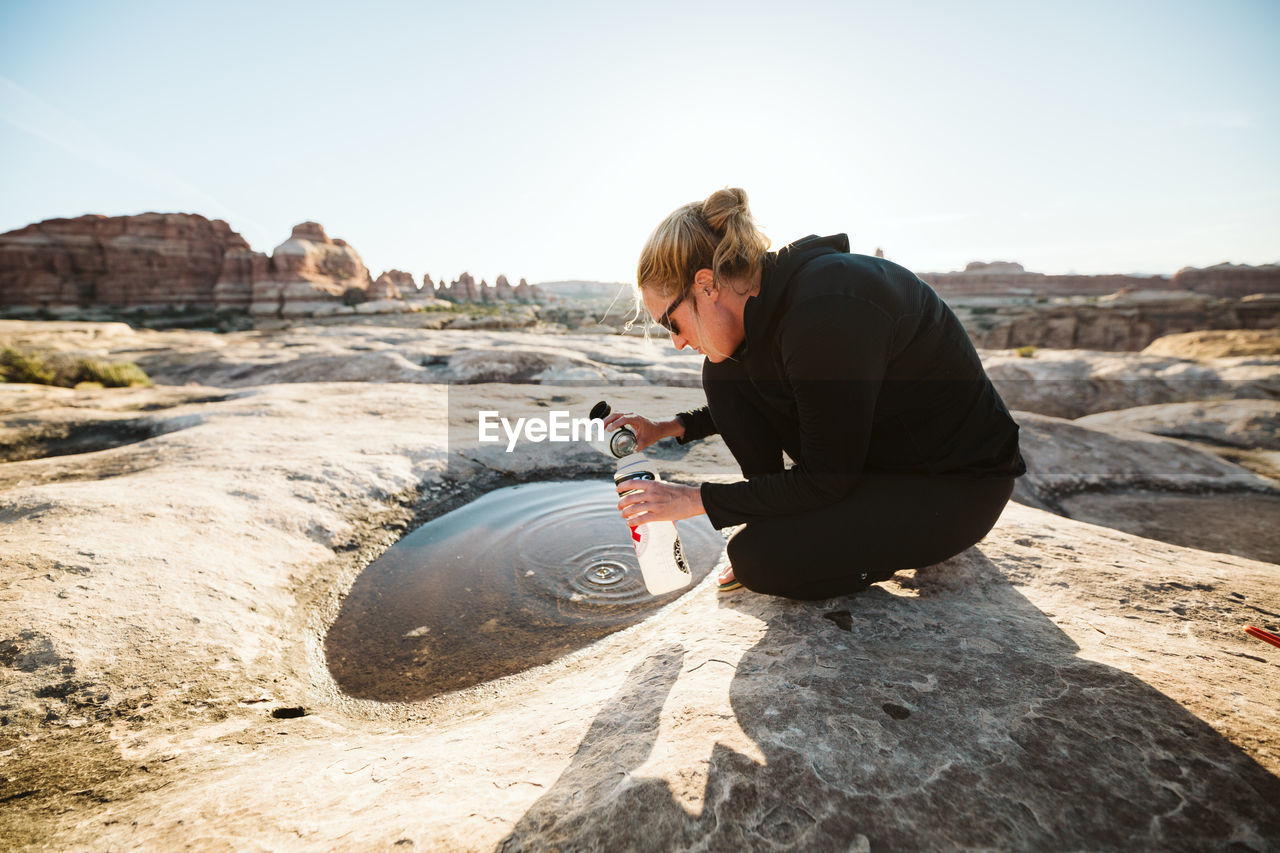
[607,188,1026,599]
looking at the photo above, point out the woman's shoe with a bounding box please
[717,564,742,592]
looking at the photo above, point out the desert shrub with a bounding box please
[0,347,151,387]
[71,358,152,387]
[0,347,56,384]
[342,287,368,306]
[1016,345,1038,358]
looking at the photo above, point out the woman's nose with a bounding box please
[670,330,688,350]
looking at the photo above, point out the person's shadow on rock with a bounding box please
[497,550,1280,851]
[495,643,700,851]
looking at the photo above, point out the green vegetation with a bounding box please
[0,346,152,387]
[0,347,56,384]
[72,358,152,387]
[1016,345,1038,358]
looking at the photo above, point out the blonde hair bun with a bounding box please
[703,186,747,220]
[637,187,770,299]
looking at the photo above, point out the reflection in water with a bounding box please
[325,480,723,702]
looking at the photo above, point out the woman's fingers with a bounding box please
[616,481,688,524]
[597,412,678,453]
[603,412,641,429]
[616,485,650,508]
[616,481,654,520]
[604,413,648,448]
[618,498,651,522]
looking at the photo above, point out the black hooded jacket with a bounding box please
[679,234,1026,529]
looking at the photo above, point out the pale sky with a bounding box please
[2,0,1277,285]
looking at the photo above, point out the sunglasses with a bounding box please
[655,286,689,335]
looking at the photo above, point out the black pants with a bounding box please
[704,358,1016,601]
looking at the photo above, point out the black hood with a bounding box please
[744,233,850,347]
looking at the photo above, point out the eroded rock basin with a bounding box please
[325,480,724,702]
[0,418,158,463]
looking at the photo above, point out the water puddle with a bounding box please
[325,480,724,703]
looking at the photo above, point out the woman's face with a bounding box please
[642,277,744,362]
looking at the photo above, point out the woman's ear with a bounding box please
[693,268,717,296]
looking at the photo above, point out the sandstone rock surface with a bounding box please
[1,323,1278,850]
[1142,328,1280,359]
[1074,399,1280,497]
[983,347,1280,418]
[6,322,1277,416]
[1075,399,1280,451]
[1013,409,1280,563]
[1015,411,1276,505]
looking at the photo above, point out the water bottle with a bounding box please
[592,401,692,596]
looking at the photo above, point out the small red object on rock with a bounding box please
[1244,625,1280,650]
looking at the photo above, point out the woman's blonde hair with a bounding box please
[636,187,771,302]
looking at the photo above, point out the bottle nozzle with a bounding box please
[610,430,638,457]
[591,400,637,458]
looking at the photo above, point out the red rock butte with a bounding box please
[0,213,546,317]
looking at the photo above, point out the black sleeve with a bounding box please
[699,293,894,528]
[674,406,717,444]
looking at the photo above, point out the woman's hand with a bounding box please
[616,480,704,525]
[600,411,684,452]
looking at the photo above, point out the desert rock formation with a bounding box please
[248,222,373,317]
[922,259,1280,299]
[402,273,437,301]
[0,213,252,309]
[368,270,415,301]
[955,291,1279,351]
[1172,262,1280,298]
[0,215,541,319]
[435,272,544,304]
[5,214,1271,345]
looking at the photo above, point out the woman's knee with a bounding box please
[725,523,783,594]
[726,521,821,597]
[726,517,890,600]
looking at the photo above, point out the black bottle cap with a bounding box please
[590,401,611,421]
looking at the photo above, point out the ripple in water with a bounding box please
[325,480,724,702]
